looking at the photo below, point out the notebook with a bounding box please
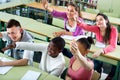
[0,57,13,75]
[61,35,87,40]
[21,70,41,80]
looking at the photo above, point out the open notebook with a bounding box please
[0,57,13,75]
[21,70,41,80]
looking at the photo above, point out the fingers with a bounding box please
[53,32,61,37]
[92,50,102,58]
[92,53,98,58]
[70,41,78,54]
[42,0,48,9]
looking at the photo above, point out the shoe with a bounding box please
[105,75,113,80]
[117,42,120,45]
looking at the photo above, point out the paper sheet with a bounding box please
[95,41,106,48]
[0,57,13,75]
[21,70,41,80]
[61,35,87,40]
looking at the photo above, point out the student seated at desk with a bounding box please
[77,13,118,80]
[4,37,65,77]
[42,0,85,37]
[63,37,94,80]
[0,19,34,66]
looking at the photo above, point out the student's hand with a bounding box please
[53,31,66,37]
[1,42,16,52]
[0,60,3,66]
[42,0,48,9]
[70,40,80,56]
[92,49,104,58]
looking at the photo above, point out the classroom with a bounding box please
[0,0,120,80]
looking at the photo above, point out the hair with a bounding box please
[77,37,94,50]
[51,37,65,51]
[7,19,21,28]
[67,2,82,18]
[96,13,111,44]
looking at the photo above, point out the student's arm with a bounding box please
[23,50,34,66]
[16,42,47,51]
[103,27,118,53]
[0,59,28,66]
[76,52,93,70]
[53,30,72,37]
[0,32,10,40]
[77,21,99,33]
[92,27,118,58]
[42,0,66,19]
[70,41,94,70]
[0,32,3,38]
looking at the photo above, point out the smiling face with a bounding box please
[7,26,22,42]
[47,42,61,58]
[96,15,108,28]
[66,5,78,20]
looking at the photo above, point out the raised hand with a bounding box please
[70,40,79,56]
[42,0,48,9]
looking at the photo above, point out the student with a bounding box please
[42,0,85,37]
[64,37,94,80]
[0,19,34,66]
[4,37,66,77]
[77,13,118,79]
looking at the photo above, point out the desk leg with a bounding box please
[43,11,48,23]
[113,61,120,80]
[27,7,30,17]
[46,37,50,42]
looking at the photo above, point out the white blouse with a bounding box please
[66,21,77,32]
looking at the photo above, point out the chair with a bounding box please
[91,70,100,80]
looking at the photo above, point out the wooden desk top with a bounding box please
[26,2,120,25]
[0,53,61,80]
[0,12,62,38]
[64,38,120,61]
[0,1,24,10]
[26,2,67,12]
[90,45,120,60]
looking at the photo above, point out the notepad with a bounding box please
[21,70,41,80]
[0,57,13,75]
[61,35,87,40]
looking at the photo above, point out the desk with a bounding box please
[26,2,67,23]
[87,45,120,80]
[0,53,61,80]
[0,1,34,15]
[25,2,120,26]
[0,1,25,15]
[0,12,63,41]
